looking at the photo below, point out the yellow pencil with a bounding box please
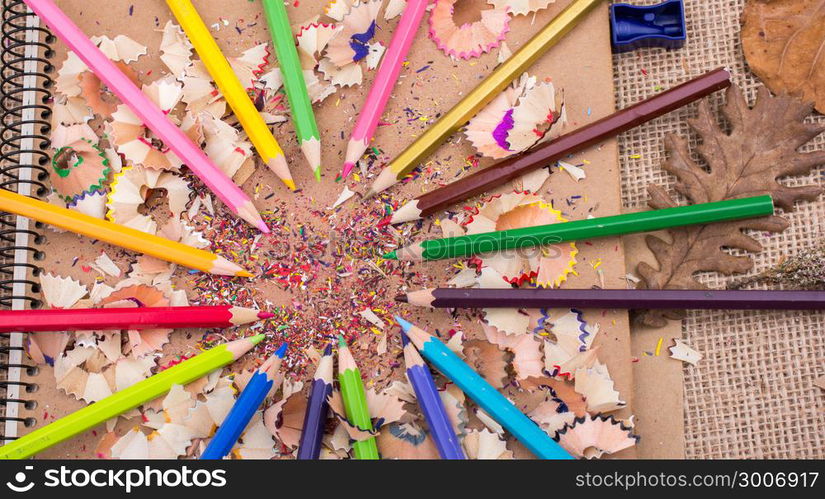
[366,0,604,197]
[0,188,252,277]
[165,0,295,191]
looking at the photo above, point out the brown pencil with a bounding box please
[390,67,732,224]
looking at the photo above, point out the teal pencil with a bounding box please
[396,316,573,459]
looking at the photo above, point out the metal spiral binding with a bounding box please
[1,0,53,433]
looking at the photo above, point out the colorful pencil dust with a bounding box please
[340,0,429,180]
[401,331,465,459]
[297,344,334,459]
[336,335,380,459]
[0,306,272,333]
[200,343,287,460]
[0,335,264,460]
[395,317,572,460]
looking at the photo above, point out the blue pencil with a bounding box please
[395,317,573,460]
[401,330,466,459]
[200,343,288,460]
[296,343,333,459]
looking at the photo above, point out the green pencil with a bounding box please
[0,335,264,460]
[383,195,775,261]
[337,335,379,459]
[261,0,322,181]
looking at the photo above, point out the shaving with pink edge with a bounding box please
[428,0,511,60]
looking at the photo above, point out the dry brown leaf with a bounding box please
[741,0,825,113]
[637,85,825,327]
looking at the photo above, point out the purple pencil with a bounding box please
[400,326,465,459]
[397,287,825,310]
[296,344,333,460]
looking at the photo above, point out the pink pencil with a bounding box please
[340,0,429,180]
[24,0,269,233]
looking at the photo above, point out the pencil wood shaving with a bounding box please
[482,322,544,379]
[637,85,825,327]
[574,362,626,413]
[741,0,825,113]
[464,192,578,287]
[384,0,407,20]
[554,414,639,459]
[264,381,307,451]
[462,339,510,388]
[376,422,441,459]
[669,339,703,366]
[158,21,193,79]
[528,398,576,436]
[48,139,111,208]
[487,0,556,16]
[106,165,192,235]
[324,0,381,67]
[231,413,279,459]
[428,0,510,60]
[462,428,513,459]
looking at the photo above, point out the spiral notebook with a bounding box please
[1,0,637,459]
[1,0,50,443]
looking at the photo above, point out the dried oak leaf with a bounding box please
[637,85,825,327]
[741,0,825,113]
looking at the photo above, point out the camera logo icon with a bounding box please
[6,466,35,492]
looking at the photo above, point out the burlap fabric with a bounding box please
[614,0,825,458]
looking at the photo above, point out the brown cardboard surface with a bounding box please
[16,0,635,459]
[624,231,685,459]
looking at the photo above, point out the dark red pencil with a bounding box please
[0,306,273,332]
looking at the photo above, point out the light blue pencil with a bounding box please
[200,343,287,459]
[395,317,573,460]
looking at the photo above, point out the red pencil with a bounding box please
[0,306,273,332]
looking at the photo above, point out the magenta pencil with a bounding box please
[24,0,268,232]
[340,0,429,179]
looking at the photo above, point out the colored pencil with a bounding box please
[261,0,322,181]
[165,0,295,191]
[397,288,825,310]
[395,317,571,459]
[365,0,604,197]
[0,335,263,460]
[390,67,732,223]
[336,335,379,459]
[0,188,252,277]
[383,195,774,261]
[0,306,272,333]
[297,343,334,459]
[200,343,288,460]
[340,0,429,180]
[401,331,465,459]
[23,0,268,232]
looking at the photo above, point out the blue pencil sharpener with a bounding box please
[610,0,686,53]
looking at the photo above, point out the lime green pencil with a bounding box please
[337,335,379,459]
[0,335,264,460]
[261,0,322,181]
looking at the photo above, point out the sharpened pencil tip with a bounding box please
[275,343,288,358]
[283,178,297,191]
[257,311,275,320]
[382,250,397,260]
[249,334,266,346]
[341,162,355,179]
[323,343,333,356]
[314,167,322,182]
[337,334,347,348]
[256,219,271,233]
[400,330,410,346]
[237,270,254,278]
[394,315,413,333]
[395,293,408,303]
